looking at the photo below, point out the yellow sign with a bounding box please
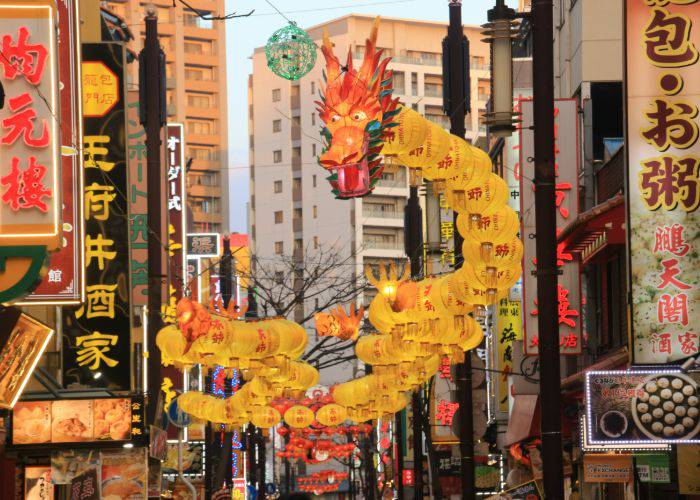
[81,61,119,118]
[496,297,521,415]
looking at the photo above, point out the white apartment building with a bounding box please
[248,15,491,383]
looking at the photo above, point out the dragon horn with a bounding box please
[399,263,410,282]
[389,261,397,281]
[370,16,380,45]
[378,261,388,283]
[364,264,380,288]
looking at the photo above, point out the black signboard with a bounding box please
[62,43,131,390]
[70,468,100,500]
[186,233,220,258]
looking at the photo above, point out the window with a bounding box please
[273,119,282,133]
[313,205,317,218]
[188,146,216,161]
[187,92,214,108]
[273,150,282,163]
[313,236,319,249]
[312,144,317,157]
[311,113,316,126]
[311,81,316,95]
[184,12,213,29]
[185,66,214,81]
[411,73,418,96]
[393,71,405,93]
[294,239,303,251]
[184,39,214,55]
[274,211,283,224]
[294,208,302,220]
[312,174,317,187]
[272,89,281,102]
[274,271,284,284]
[187,119,216,135]
[274,180,283,193]
[274,241,283,255]
[293,178,301,191]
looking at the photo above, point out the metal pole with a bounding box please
[143,11,164,426]
[404,185,424,499]
[445,1,476,498]
[395,409,405,500]
[532,0,564,497]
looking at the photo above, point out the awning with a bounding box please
[561,347,629,390]
[503,394,540,446]
[557,194,625,264]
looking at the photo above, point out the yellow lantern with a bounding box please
[463,236,523,271]
[316,404,348,427]
[250,406,282,428]
[445,173,508,222]
[396,121,451,171]
[381,106,429,157]
[456,205,519,258]
[284,405,315,428]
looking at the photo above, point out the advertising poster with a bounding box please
[487,480,542,500]
[69,468,100,500]
[13,398,142,445]
[583,454,633,483]
[636,454,671,483]
[520,99,582,355]
[51,450,100,485]
[626,0,700,363]
[585,370,700,445]
[0,313,54,409]
[24,466,53,500]
[678,444,700,494]
[162,442,204,475]
[100,448,147,499]
[62,43,131,390]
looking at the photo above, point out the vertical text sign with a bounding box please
[62,43,131,390]
[626,0,700,364]
[520,99,582,355]
[165,124,186,319]
[0,4,60,247]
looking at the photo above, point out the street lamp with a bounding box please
[483,0,518,137]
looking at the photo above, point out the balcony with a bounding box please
[291,94,300,110]
[292,125,301,141]
[166,77,176,89]
[188,184,221,198]
[363,239,402,250]
[393,55,440,66]
[293,218,303,233]
[190,209,222,224]
[424,84,442,98]
[426,114,450,129]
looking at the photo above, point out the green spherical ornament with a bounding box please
[265,23,317,81]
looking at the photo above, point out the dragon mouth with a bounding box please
[320,136,371,198]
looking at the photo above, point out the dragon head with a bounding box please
[316,17,399,198]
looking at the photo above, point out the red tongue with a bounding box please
[343,166,361,193]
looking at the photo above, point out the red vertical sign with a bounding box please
[166,124,186,304]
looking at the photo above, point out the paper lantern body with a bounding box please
[284,405,315,428]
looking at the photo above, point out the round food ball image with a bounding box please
[638,392,650,402]
[637,402,649,414]
[675,424,686,435]
[684,417,695,429]
[688,396,699,407]
[672,378,684,390]
[646,382,658,393]
[653,408,664,419]
[673,392,685,404]
[663,426,674,437]
[652,422,664,433]
[675,406,687,417]
[683,385,695,396]
[688,407,699,418]
[663,401,675,412]
[641,413,653,424]
[660,388,673,400]
[649,395,661,406]
[657,378,670,389]
[664,413,676,425]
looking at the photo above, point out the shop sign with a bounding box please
[69,468,99,500]
[487,479,542,500]
[62,43,131,390]
[51,451,100,485]
[495,297,520,418]
[12,396,145,446]
[0,311,54,409]
[431,356,459,444]
[149,425,167,461]
[520,99,581,355]
[0,3,62,304]
[636,454,671,483]
[626,0,700,364]
[678,444,700,494]
[401,469,414,486]
[126,90,148,305]
[186,258,201,301]
[583,454,633,483]
[25,465,53,500]
[187,232,221,258]
[166,124,186,300]
[20,0,83,304]
[585,370,700,445]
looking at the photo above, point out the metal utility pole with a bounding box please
[532,0,564,497]
[443,1,475,499]
[395,408,405,500]
[140,9,165,426]
[404,185,424,499]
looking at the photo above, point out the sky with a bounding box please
[224,0,518,233]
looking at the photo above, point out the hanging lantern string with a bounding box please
[173,0,254,20]
[264,0,295,25]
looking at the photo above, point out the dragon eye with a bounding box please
[352,111,367,121]
[331,115,341,123]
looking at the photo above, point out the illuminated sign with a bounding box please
[626,0,700,364]
[20,0,84,305]
[81,61,118,118]
[585,370,700,445]
[520,99,582,355]
[166,123,186,305]
[0,3,61,303]
[12,396,145,445]
[0,311,53,409]
[187,233,221,258]
[62,43,131,390]
[495,297,520,418]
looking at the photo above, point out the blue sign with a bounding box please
[167,396,191,428]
